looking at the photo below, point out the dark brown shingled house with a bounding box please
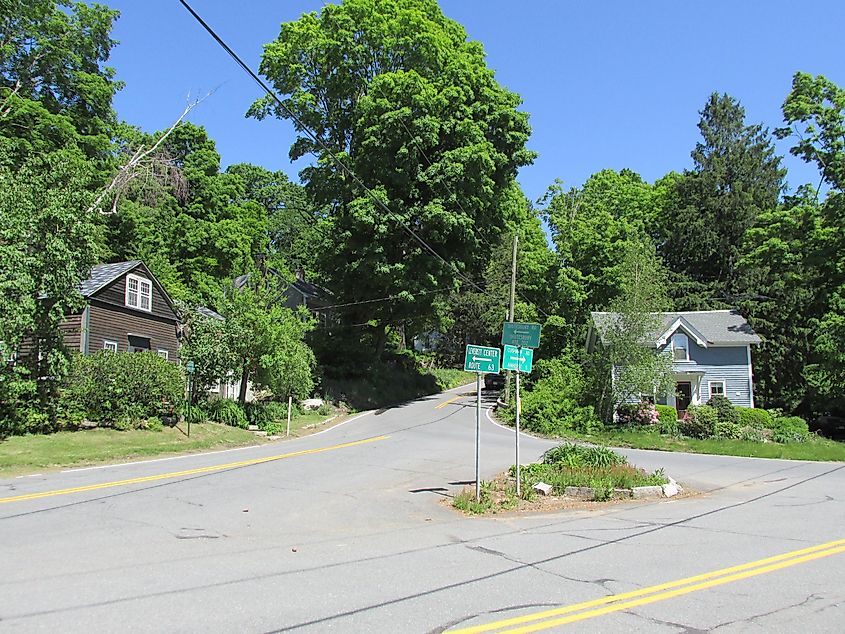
[60,261,180,362]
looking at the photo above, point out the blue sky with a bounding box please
[108,1,845,203]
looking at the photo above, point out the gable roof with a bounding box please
[195,305,224,321]
[79,261,177,315]
[79,261,142,297]
[591,310,761,346]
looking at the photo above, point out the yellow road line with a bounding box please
[0,435,389,505]
[436,395,464,409]
[450,538,845,633]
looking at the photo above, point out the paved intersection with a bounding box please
[1,386,842,632]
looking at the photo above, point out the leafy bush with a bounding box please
[736,407,774,429]
[518,462,668,497]
[207,398,248,429]
[144,417,164,432]
[679,404,718,439]
[501,355,601,435]
[707,395,740,426]
[264,422,287,436]
[771,416,809,443]
[739,426,768,442]
[543,443,627,468]
[655,404,678,425]
[616,402,659,427]
[64,352,184,426]
[244,401,273,428]
[316,402,333,416]
[714,420,743,439]
[657,417,680,436]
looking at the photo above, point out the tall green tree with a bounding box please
[543,170,669,325]
[221,283,316,404]
[250,0,534,356]
[775,72,845,413]
[0,0,121,165]
[661,93,785,307]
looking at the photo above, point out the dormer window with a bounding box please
[126,274,152,312]
[671,333,689,361]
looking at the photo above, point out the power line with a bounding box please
[177,0,486,297]
[318,288,450,311]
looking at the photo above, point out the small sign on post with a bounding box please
[502,345,534,373]
[463,345,501,374]
[464,344,501,503]
[501,322,541,349]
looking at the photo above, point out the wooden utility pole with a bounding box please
[504,234,518,402]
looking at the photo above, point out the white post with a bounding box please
[287,395,292,437]
[475,372,482,502]
[515,362,521,497]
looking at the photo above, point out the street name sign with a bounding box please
[501,322,541,349]
[186,360,195,374]
[464,344,501,373]
[502,345,533,373]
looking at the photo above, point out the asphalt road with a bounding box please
[1,385,843,633]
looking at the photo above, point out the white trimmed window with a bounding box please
[125,274,152,312]
[709,381,725,398]
[103,340,118,352]
[671,333,689,361]
[156,349,169,361]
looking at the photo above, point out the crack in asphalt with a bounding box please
[709,593,824,630]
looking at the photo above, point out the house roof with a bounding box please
[78,260,178,317]
[79,261,143,297]
[591,310,761,346]
[232,270,332,303]
[195,305,224,321]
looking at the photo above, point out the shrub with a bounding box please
[144,417,164,432]
[714,420,743,439]
[264,421,287,436]
[207,398,248,428]
[244,401,273,428]
[501,354,601,436]
[679,404,718,439]
[707,395,740,427]
[655,404,678,425]
[316,402,333,416]
[739,426,767,442]
[771,416,809,443]
[657,417,680,436]
[736,407,774,430]
[616,402,659,427]
[64,352,184,426]
[543,443,627,468]
[265,401,295,423]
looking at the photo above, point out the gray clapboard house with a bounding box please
[588,310,761,413]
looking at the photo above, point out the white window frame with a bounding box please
[671,333,690,362]
[103,340,118,352]
[125,273,152,312]
[709,380,726,398]
[156,349,169,361]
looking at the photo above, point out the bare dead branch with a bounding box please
[89,90,214,215]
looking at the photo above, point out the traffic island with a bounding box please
[449,442,688,515]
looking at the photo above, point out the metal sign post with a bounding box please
[475,371,482,502]
[464,345,501,502]
[185,360,195,438]
[515,359,521,496]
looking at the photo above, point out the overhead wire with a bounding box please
[177,0,487,298]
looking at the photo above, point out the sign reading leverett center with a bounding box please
[463,345,501,374]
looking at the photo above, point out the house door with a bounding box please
[676,382,692,414]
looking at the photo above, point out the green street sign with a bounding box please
[502,345,533,373]
[464,344,501,373]
[185,360,195,374]
[501,322,541,349]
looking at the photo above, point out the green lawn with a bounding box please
[571,429,845,462]
[0,423,264,477]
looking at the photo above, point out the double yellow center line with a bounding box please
[451,538,845,633]
[0,435,389,505]
[436,395,464,410]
